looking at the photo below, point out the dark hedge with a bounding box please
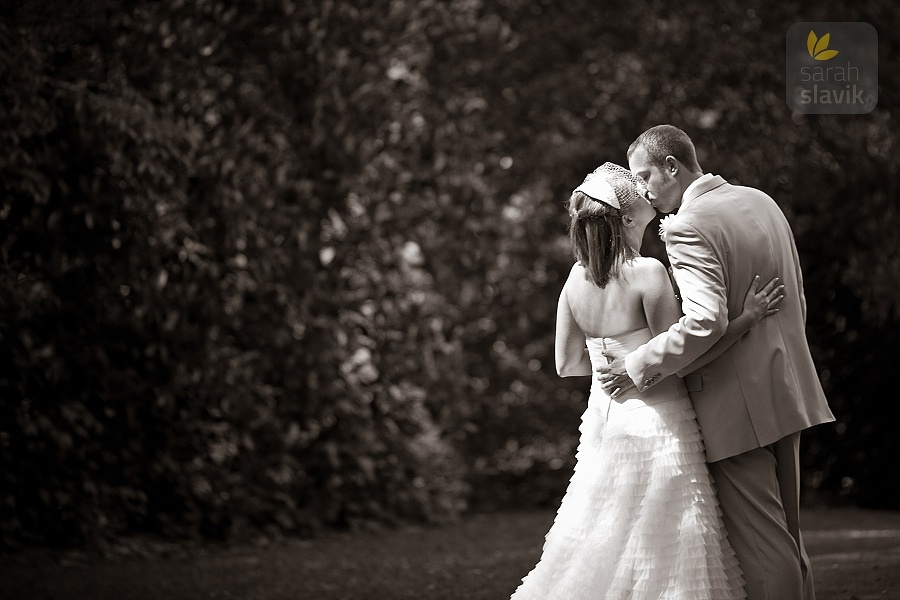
[2,0,898,548]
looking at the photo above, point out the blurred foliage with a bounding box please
[1,0,898,548]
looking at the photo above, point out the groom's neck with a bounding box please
[677,170,703,198]
[683,170,703,186]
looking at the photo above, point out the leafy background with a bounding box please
[1,0,898,549]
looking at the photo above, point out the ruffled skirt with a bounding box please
[510,385,745,600]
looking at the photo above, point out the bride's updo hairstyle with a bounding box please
[567,162,644,288]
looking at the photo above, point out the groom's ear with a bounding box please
[665,155,678,175]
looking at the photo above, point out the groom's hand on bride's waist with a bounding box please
[597,357,636,399]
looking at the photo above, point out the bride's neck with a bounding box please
[620,245,639,263]
[624,230,643,255]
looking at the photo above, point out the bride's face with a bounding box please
[621,195,656,251]
[628,195,656,231]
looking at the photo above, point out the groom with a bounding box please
[599,125,834,599]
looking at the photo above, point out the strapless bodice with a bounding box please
[585,327,653,367]
[584,327,690,407]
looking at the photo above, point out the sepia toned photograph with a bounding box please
[1,1,898,598]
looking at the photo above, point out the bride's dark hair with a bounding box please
[567,191,631,288]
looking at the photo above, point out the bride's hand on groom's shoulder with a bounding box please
[743,275,784,323]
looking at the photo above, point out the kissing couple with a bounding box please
[510,125,835,599]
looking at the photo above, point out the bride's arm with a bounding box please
[555,279,593,377]
[681,275,783,373]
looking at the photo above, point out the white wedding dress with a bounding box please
[510,327,745,600]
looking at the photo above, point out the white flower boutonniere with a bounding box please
[658,214,676,242]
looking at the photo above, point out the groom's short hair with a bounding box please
[627,125,702,173]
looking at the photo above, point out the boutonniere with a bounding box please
[658,214,676,242]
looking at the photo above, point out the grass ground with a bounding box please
[2,506,899,599]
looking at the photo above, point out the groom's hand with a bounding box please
[596,357,636,399]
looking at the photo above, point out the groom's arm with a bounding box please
[623,221,729,391]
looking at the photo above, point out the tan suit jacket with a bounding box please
[624,175,835,461]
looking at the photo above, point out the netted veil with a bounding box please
[573,162,644,211]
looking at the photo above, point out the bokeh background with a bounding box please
[2,0,899,551]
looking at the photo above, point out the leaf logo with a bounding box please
[807,31,839,60]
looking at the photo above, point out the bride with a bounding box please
[509,163,783,599]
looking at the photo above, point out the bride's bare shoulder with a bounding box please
[561,262,584,290]
[627,257,669,289]
[565,261,587,280]
[629,256,667,275]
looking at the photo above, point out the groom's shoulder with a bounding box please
[718,180,777,202]
[702,181,780,214]
[707,183,792,234]
[732,181,774,197]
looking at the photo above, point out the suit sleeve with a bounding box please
[624,220,730,390]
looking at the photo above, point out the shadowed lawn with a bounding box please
[2,507,899,600]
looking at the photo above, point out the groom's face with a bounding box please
[628,146,680,214]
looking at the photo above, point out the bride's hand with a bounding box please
[743,275,784,323]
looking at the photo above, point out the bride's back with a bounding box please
[564,259,654,339]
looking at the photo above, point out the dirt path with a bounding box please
[803,508,900,599]
[2,506,899,599]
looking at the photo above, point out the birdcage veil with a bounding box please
[573,162,643,211]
